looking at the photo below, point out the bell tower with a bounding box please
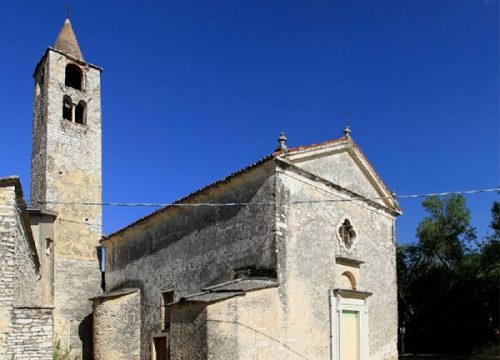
[31,18,102,358]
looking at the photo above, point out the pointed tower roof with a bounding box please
[53,18,84,61]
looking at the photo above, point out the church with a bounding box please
[0,18,401,360]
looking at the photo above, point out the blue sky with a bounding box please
[0,0,498,243]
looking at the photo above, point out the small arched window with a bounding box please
[65,63,82,90]
[75,101,86,125]
[63,96,72,121]
[340,271,356,290]
[339,219,356,249]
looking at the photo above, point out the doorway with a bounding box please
[340,310,360,360]
[331,289,370,360]
[152,336,168,360]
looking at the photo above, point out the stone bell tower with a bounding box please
[30,18,102,358]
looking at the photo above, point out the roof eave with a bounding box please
[102,154,277,242]
[33,47,102,78]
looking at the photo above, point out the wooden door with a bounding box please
[340,310,360,360]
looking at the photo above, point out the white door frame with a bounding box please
[330,289,371,360]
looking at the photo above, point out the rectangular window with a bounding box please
[160,290,175,331]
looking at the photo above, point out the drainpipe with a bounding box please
[329,290,335,360]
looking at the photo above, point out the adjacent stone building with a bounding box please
[0,177,54,360]
[2,17,402,360]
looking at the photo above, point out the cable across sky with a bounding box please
[32,187,500,208]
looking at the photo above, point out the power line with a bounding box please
[29,187,500,208]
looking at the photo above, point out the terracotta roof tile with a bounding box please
[53,19,84,61]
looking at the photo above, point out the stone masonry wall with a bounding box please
[0,186,17,359]
[0,184,45,359]
[13,211,41,308]
[93,291,140,360]
[7,307,53,360]
[104,161,277,358]
[31,49,103,358]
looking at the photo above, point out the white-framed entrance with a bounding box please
[330,289,371,360]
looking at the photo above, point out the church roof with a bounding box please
[103,134,401,242]
[53,19,84,61]
[282,136,401,211]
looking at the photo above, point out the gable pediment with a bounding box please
[284,138,399,211]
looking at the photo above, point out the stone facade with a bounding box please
[92,289,141,360]
[99,137,401,359]
[275,157,398,360]
[7,307,53,360]
[0,178,54,360]
[30,20,103,358]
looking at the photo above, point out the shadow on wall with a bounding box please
[79,314,93,360]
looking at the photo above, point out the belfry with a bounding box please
[31,17,103,357]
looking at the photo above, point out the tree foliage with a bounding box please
[398,197,499,355]
[416,195,476,268]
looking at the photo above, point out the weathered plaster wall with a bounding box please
[170,288,285,360]
[170,304,208,360]
[292,148,386,206]
[207,288,283,360]
[105,155,398,359]
[276,166,398,360]
[28,211,56,307]
[104,162,277,358]
[30,49,103,358]
[93,291,141,360]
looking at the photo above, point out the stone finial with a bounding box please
[344,125,351,138]
[277,132,287,151]
[391,190,400,206]
[53,18,84,61]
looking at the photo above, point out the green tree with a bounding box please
[397,195,500,355]
[477,201,500,341]
[416,195,476,269]
[486,201,500,242]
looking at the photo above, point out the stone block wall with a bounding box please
[31,49,103,358]
[7,307,53,360]
[0,180,53,360]
[93,290,140,360]
[0,185,16,359]
[0,184,40,308]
